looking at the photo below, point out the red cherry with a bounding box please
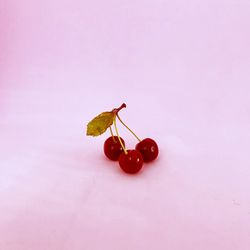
[104,136,125,161]
[118,150,143,174]
[136,138,159,162]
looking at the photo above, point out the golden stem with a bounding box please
[109,126,116,142]
[113,117,127,154]
[116,113,141,142]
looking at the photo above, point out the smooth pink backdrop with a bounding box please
[1,0,250,249]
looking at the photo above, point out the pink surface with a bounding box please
[1,0,250,249]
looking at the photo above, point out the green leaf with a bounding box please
[86,112,115,136]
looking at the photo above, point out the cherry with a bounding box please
[87,103,160,175]
[104,136,125,161]
[118,150,143,174]
[136,138,159,162]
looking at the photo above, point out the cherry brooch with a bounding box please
[86,103,159,174]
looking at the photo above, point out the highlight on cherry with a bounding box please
[86,103,159,174]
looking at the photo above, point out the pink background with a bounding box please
[1,0,250,249]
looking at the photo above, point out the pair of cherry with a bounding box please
[87,103,159,174]
[104,137,159,174]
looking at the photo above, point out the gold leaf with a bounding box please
[86,112,115,136]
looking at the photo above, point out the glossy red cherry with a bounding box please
[104,136,125,161]
[136,138,159,162]
[118,150,143,174]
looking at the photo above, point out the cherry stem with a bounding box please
[116,113,141,142]
[109,126,116,142]
[113,117,127,154]
[113,103,126,114]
